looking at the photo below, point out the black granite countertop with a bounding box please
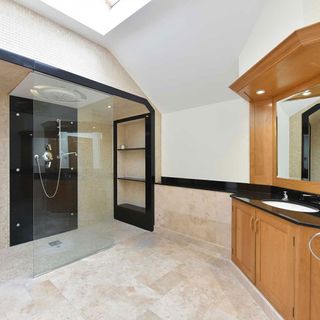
[231,192,320,229]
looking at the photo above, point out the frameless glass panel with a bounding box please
[26,72,115,275]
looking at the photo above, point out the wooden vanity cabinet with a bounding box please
[232,200,295,319]
[232,199,256,282]
[294,226,320,320]
[255,208,295,319]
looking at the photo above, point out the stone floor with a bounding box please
[0,221,271,320]
[0,218,143,281]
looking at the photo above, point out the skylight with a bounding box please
[40,0,151,35]
[105,0,121,8]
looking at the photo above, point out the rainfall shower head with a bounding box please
[30,86,87,103]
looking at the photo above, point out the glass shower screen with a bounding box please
[30,72,114,275]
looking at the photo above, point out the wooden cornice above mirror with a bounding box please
[230,22,320,102]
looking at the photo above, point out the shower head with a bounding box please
[30,86,87,103]
[62,151,78,157]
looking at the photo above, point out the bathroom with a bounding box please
[0,0,320,319]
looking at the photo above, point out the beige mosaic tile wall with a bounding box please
[289,110,303,179]
[0,93,9,249]
[0,0,144,98]
[0,62,31,249]
[155,184,232,255]
[0,0,161,181]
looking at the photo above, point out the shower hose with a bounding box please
[34,119,62,199]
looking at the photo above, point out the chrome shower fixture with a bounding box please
[42,144,54,168]
[61,151,78,158]
[34,119,62,199]
[34,119,77,199]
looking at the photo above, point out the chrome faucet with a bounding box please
[282,191,288,201]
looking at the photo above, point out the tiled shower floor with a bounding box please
[0,221,271,320]
[0,219,143,282]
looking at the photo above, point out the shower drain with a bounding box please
[48,240,62,247]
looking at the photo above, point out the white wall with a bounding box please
[162,99,249,182]
[303,0,320,25]
[161,0,320,183]
[239,0,320,75]
[0,0,144,97]
[239,0,304,75]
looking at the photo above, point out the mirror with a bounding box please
[277,84,320,181]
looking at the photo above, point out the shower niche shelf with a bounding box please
[117,177,145,182]
[117,203,146,214]
[114,113,153,231]
[117,147,145,151]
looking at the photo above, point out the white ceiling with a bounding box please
[14,0,263,113]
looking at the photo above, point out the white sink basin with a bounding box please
[262,201,319,213]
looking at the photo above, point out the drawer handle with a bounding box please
[308,232,320,261]
[254,218,260,233]
[250,216,254,232]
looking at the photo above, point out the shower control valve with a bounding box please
[42,151,53,162]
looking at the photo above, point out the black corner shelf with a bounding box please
[114,113,154,232]
[117,147,145,151]
[117,177,145,182]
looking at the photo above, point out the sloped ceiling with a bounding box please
[14,0,263,113]
[104,0,263,112]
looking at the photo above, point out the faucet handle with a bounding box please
[282,191,288,201]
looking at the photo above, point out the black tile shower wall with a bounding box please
[10,96,34,246]
[33,100,78,240]
[10,96,78,246]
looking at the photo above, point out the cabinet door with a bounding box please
[310,232,320,320]
[232,200,256,283]
[295,227,320,320]
[255,209,295,319]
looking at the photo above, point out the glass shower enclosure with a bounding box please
[8,69,151,277]
[11,71,115,275]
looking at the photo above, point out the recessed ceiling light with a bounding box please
[302,90,311,96]
[107,105,112,109]
[256,90,265,95]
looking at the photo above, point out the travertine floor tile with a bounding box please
[137,310,162,320]
[0,221,270,320]
[147,270,186,295]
